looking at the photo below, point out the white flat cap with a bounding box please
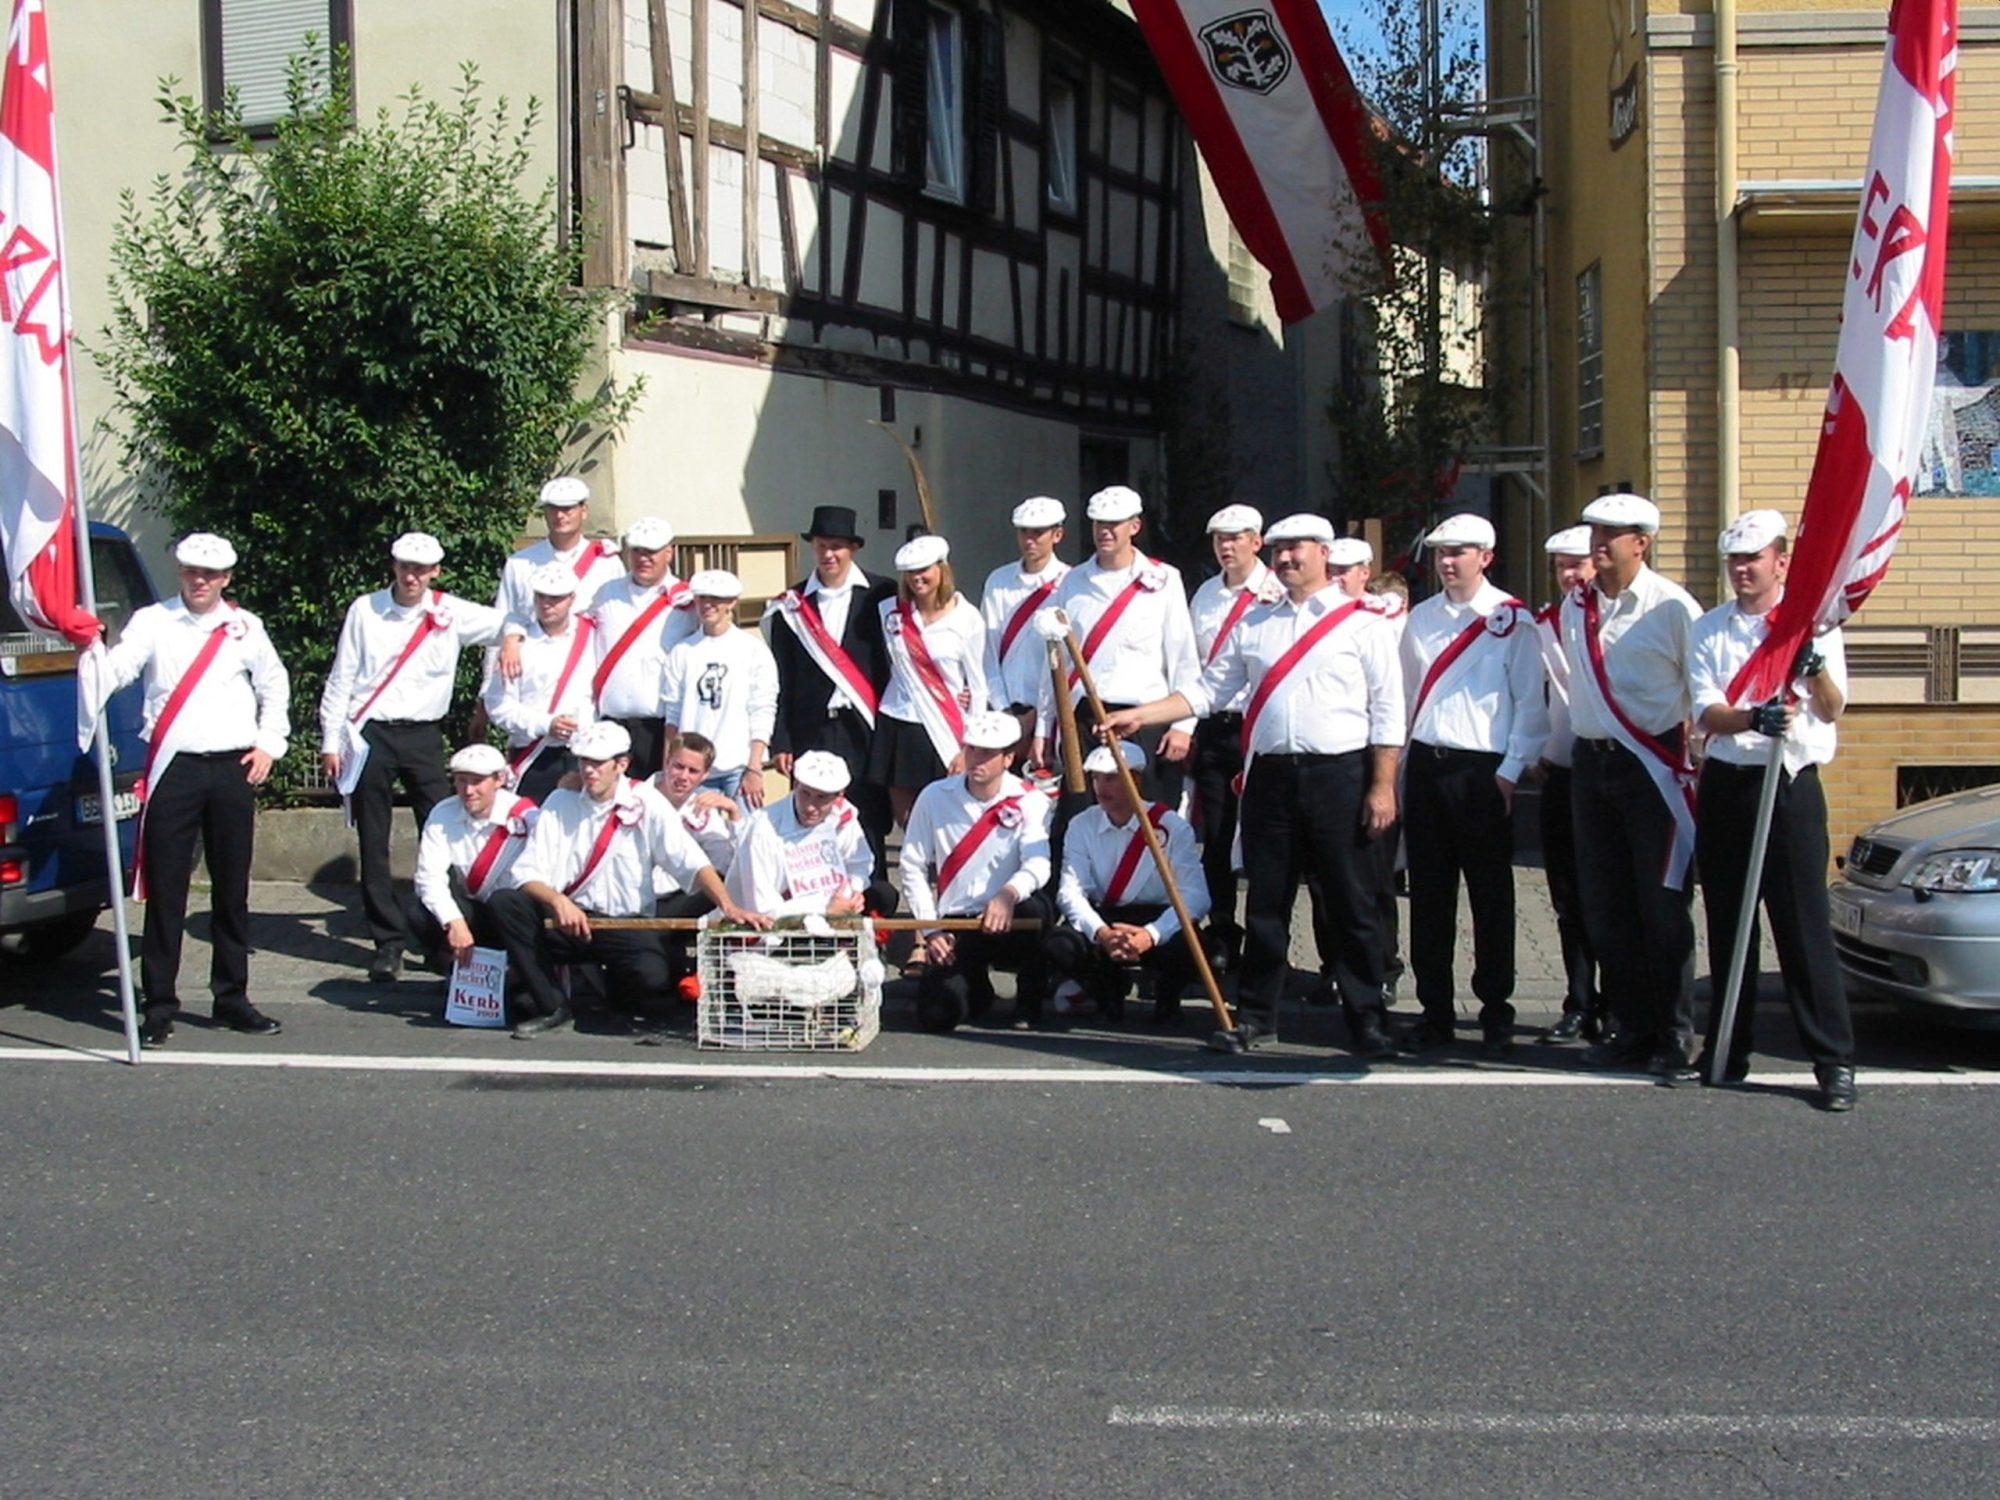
[1206,504,1264,535]
[448,743,509,777]
[391,532,444,566]
[688,568,743,599]
[791,749,851,794]
[539,476,590,508]
[961,710,1022,751]
[528,561,579,597]
[1426,513,1496,549]
[1718,508,1789,556]
[1085,485,1144,522]
[894,534,950,571]
[1011,496,1066,529]
[174,533,237,570]
[1580,492,1661,533]
[1544,525,1592,557]
[1083,741,1148,775]
[570,720,631,761]
[623,515,674,549]
[1265,513,1335,545]
[1327,537,1373,568]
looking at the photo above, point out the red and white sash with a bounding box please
[1407,597,1528,734]
[132,609,245,901]
[932,793,1025,912]
[770,587,879,727]
[1205,588,1262,667]
[888,599,967,765]
[997,576,1060,667]
[1234,599,1364,791]
[1575,588,1698,889]
[336,590,451,811]
[1533,603,1570,709]
[509,618,598,779]
[1102,803,1171,908]
[592,579,691,705]
[572,538,621,580]
[1067,560,1162,689]
[465,796,538,898]
[563,791,644,900]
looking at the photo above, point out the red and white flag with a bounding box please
[0,0,96,646]
[1129,0,1391,323]
[1730,0,1955,704]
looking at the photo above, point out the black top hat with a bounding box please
[802,505,866,545]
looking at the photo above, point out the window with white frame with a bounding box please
[925,4,966,202]
[202,0,351,132]
[1045,73,1079,217]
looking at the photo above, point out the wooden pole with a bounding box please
[1049,637,1086,793]
[555,916,1044,932]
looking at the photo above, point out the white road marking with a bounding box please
[1257,1117,1293,1132]
[1107,1406,2000,1440]
[0,1046,1996,1088]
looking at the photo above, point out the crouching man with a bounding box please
[488,721,768,1038]
[725,750,898,917]
[899,711,1054,1031]
[1048,741,1209,1025]
[404,744,539,989]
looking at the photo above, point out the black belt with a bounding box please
[177,748,252,761]
[1207,711,1244,726]
[1409,740,1500,762]
[1256,749,1363,766]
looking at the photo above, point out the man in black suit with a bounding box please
[764,505,896,877]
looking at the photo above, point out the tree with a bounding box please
[101,53,638,796]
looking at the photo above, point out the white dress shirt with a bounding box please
[512,779,713,916]
[659,790,742,874]
[483,618,598,748]
[1560,565,1701,739]
[95,597,291,758]
[900,773,1053,922]
[1058,802,1210,944]
[1039,555,1201,734]
[879,594,990,729]
[588,573,700,718]
[1185,587,1405,757]
[1533,607,1576,769]
[494,536,625,622]
[318,588,508,752]
[414,793,540,925]
[802,565,870,646]
[725,795,875,915]
[1688,600,1846,774]
[660,626,779,775]
[1190,563,1282,714]
[1400,580,1550,784]
[980,557,1070,710]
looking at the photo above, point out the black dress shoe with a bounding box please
[1650,1044,1700,1085]
[1400,1016,1455,1053]
[1585,1032,1654,1069]
[369,944,403,984]
[512,1005,573,1039]
[1816,1063,1857,1112]
[1700,1055,1750,1086]
[1540,1012,1586,1044]
[1580,1011,1608,1043]
[139,1015,174,1049]
[1480,1032,1515,1061]
[1352,1017,1397,1060]
[1151,997,1184,1027]
[1211,1012,1272,1052]
[216,1006,282,1036]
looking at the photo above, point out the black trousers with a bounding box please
[515,748,577,805]
[1697,759,1854,1070]
[1045,901,1199,1007]
[486,888,675,1019]
[1190,712,1245,943]
[1403,742,1517,1031]
[787,707,892,881]
[139,750,256,1020]
[1072,698,1186,807]
[1571,736,1695,1053]
[1539,765,1601,1017]
[1238,750,1387,1025]
[399,874,506,963]
[352,719,451,948]
[918,888,1054,1026]
[1307,820,1402,991]
[613,716,668,781]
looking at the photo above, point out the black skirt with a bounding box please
[867,712,950,789]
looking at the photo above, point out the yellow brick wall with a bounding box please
[1823,707,2000,854]
[1738,43,2000,181]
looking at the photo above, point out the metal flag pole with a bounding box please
[1705,725,1786,1086]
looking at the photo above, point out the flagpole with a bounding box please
[1705,727,1786,1086]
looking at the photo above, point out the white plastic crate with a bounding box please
[696,918,883,1050]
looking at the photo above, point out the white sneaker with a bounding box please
[1050,979,1088,1016]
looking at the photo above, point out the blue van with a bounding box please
[0,523,156,961]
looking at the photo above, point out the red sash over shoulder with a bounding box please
[934,794,1023,904]
[1407,597,1526,732]
[466,796,538,897]
[132,609,242,900]
[1103,803,1171,907]
[592,580,689,703]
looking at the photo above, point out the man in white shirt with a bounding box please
[1531,526,1605,1044]
[980,495,1072,763]
[486,721,767,1038]
[319,532,514,981]
[726,750,896,918]
[493,475,625,622]
[652,731,744,881]
[1687,510,1855,1110]
[484,562,598,801]
[1560,492,1703,1077]
[1049,742,1209,1025]
[405,742,538,985]
[1040,485,1202,805]
[1398,513,1549,1059]
[900,711,1056,1031]
[587,514,697,779]
[83,533,291,1048]
[1187,504,1278,975]
[1103,514,1404,1059]
[662,569,779,805]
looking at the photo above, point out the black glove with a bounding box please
[1792,643,1825,679]
[1748,700,1790,738]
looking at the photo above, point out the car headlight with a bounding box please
[1904,850,2000,893]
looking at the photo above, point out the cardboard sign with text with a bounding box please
[445,946,508,1028]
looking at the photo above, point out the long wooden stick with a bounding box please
[552,916,1044,932]
[1048,637,1087,793]
[1056,620,1234,1032]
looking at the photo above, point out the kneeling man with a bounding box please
[1049,741,1209,1024]
[726,750,898,917]
[406,743,539,984]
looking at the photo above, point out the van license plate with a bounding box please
[1828,891,1863,939]
[77,790,142,825]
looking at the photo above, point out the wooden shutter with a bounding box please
[891,0,930,188]
[966,9,1002,215]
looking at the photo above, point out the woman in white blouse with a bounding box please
[869,533,992,826]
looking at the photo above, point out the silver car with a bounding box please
[1829,785,2000,1024]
